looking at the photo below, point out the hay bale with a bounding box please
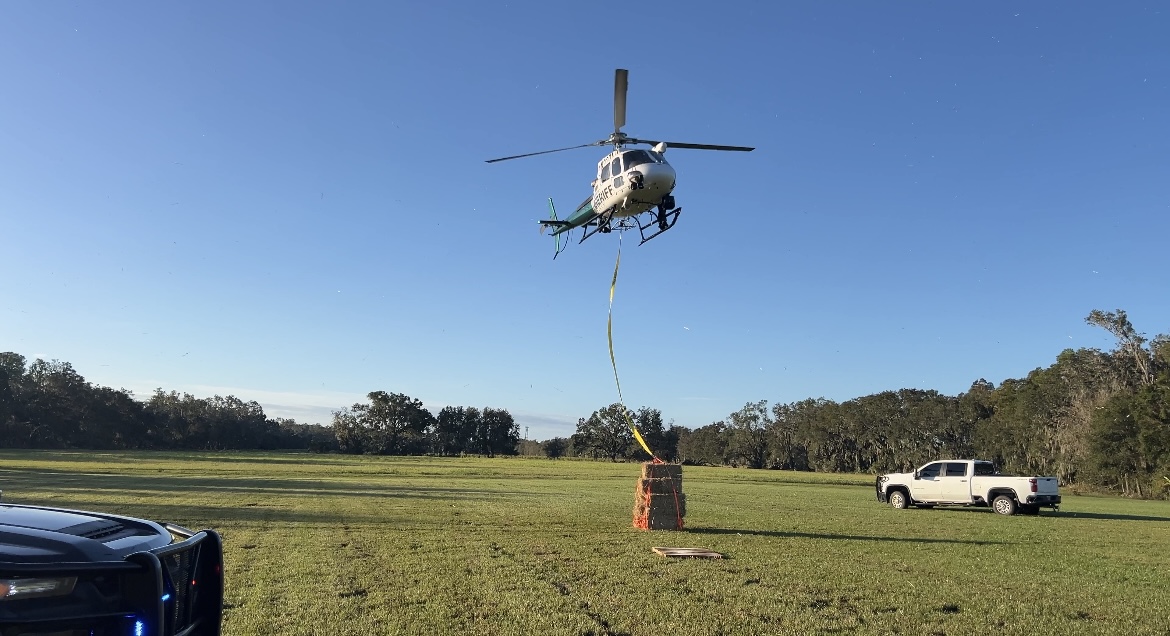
[642,511,684,530]
[633,463,686,531]
[634,477,683,499]
[633,493,686,518]
[641,462,683,481]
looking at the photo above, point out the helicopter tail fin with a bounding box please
[545,197,567,259]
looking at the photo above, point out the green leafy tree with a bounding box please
[0,354,26,446]
[477,407,519,457]
[1089,382,1170,496]
[676,422,729,466]
[0,351,347,452]
[768,402,809,470]
[273,418,337,452]
[331,407,365,454]
[628,407,677,461]
[433,406,478,455]
[574,403,634,461]
[334,391,435,455]
[726,400,771,468]
[542,437,569,459]
[1087,309,1154,387]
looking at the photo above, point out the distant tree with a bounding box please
[676,422,729,466]
[542,437,569,459]
[331,407,365,454]
[22,359,91,447]
[478,407,519,457]
[1153,335,1170,376]
[272,418,337,452]
[787,398,847,472]
[726,400,771,468]
[660,424,685,463]
[768,402,809,470]
[333,391,435,455]
[0,354,28,447]
[0,367,13,434]
[574,403,634,461]
[1087,309,1154,387]
[0,351,370,453]
[1089,382,1170,497]
[629,407,670,461]
[86,386,153,449]
[433,406,478,455]
[0,353,25,380]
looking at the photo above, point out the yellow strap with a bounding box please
[608,233,657,460]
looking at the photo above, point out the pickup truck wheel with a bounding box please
[992,495,1017,516]
[888,490,909,509]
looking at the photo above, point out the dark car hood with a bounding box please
[0,504,172,563]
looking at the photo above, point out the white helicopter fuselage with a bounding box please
[590,147,677,219]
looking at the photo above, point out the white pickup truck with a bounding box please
[876,459,1061,515]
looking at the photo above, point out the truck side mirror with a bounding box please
[913,471,920,480]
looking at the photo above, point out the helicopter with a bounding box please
[486,69,754,258]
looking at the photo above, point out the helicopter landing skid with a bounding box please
[636,207,681,245]
[579,210,618,243]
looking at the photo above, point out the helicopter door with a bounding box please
[609,156,623,189]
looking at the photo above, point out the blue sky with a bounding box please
[2,2,1167,440]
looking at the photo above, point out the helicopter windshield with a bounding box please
[621,150,655,170]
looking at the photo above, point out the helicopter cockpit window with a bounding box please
[599,161,611,180]
[609,156,621,176]
[622,150,653,170]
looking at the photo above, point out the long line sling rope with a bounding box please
[607,232,658,461]
[608,233,685,529]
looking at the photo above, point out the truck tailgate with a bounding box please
[1034,477,1059,496]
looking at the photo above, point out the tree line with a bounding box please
[0,353,520,458]
[550,309,1169,498]
[2,308,1166,497]
[331,391,520,457]
[0,353,334,451]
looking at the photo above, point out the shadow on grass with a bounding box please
[2,500,395,526]
[1048,510,1170,522]
[0,451,509,467]
[0,468,534,501]
[922,506,1170,523]
[686,527,1007,545]
[0,450,353,467]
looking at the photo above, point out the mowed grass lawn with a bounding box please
[1,451,1168,636]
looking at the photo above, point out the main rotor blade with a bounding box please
[485,143,600,163]
[614,69,628,133]
[638,140,755,152]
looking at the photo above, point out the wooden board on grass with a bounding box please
[652,546,723,559]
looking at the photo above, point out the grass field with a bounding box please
[1,451,1168,635]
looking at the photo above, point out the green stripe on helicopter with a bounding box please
[540,196,597,237]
